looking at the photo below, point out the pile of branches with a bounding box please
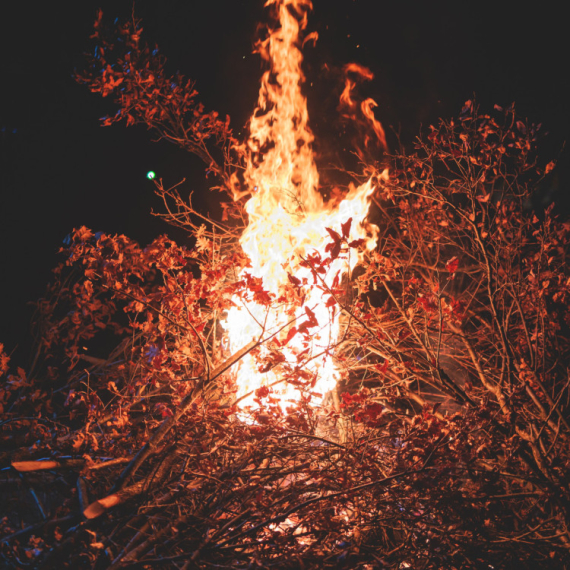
[2,9,570,569]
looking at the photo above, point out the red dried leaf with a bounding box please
[341,218,352,239]
[255,386,270,399]
[375,360,388,374]
[325,227,341,242]
[326,240,341,260]
[445,257,459,274]
[288,273,301,287]
[284,326,298,346]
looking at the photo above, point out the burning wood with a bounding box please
[1,1,569,568]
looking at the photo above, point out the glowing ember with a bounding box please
[225,0,385,412]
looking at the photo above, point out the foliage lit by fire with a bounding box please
[1,1,569,568]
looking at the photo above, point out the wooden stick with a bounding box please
[11,458,85,472]
[77,476,89,513]
[85,453,178,519]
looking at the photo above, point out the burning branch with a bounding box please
[1,3,569,569]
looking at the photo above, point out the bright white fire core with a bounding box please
[224,0,382,412]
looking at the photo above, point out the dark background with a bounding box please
[1,0,568,362]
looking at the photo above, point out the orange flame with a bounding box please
[225,0,385,412]
[339,63,388,156]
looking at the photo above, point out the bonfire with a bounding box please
[1,1,569,569]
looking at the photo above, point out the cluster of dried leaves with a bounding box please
[1,10,570,570]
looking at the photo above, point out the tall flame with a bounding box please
[225,0,384,412]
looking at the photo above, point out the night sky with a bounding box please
[1,0,568,361]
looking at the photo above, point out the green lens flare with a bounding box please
[146,171,156,180]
